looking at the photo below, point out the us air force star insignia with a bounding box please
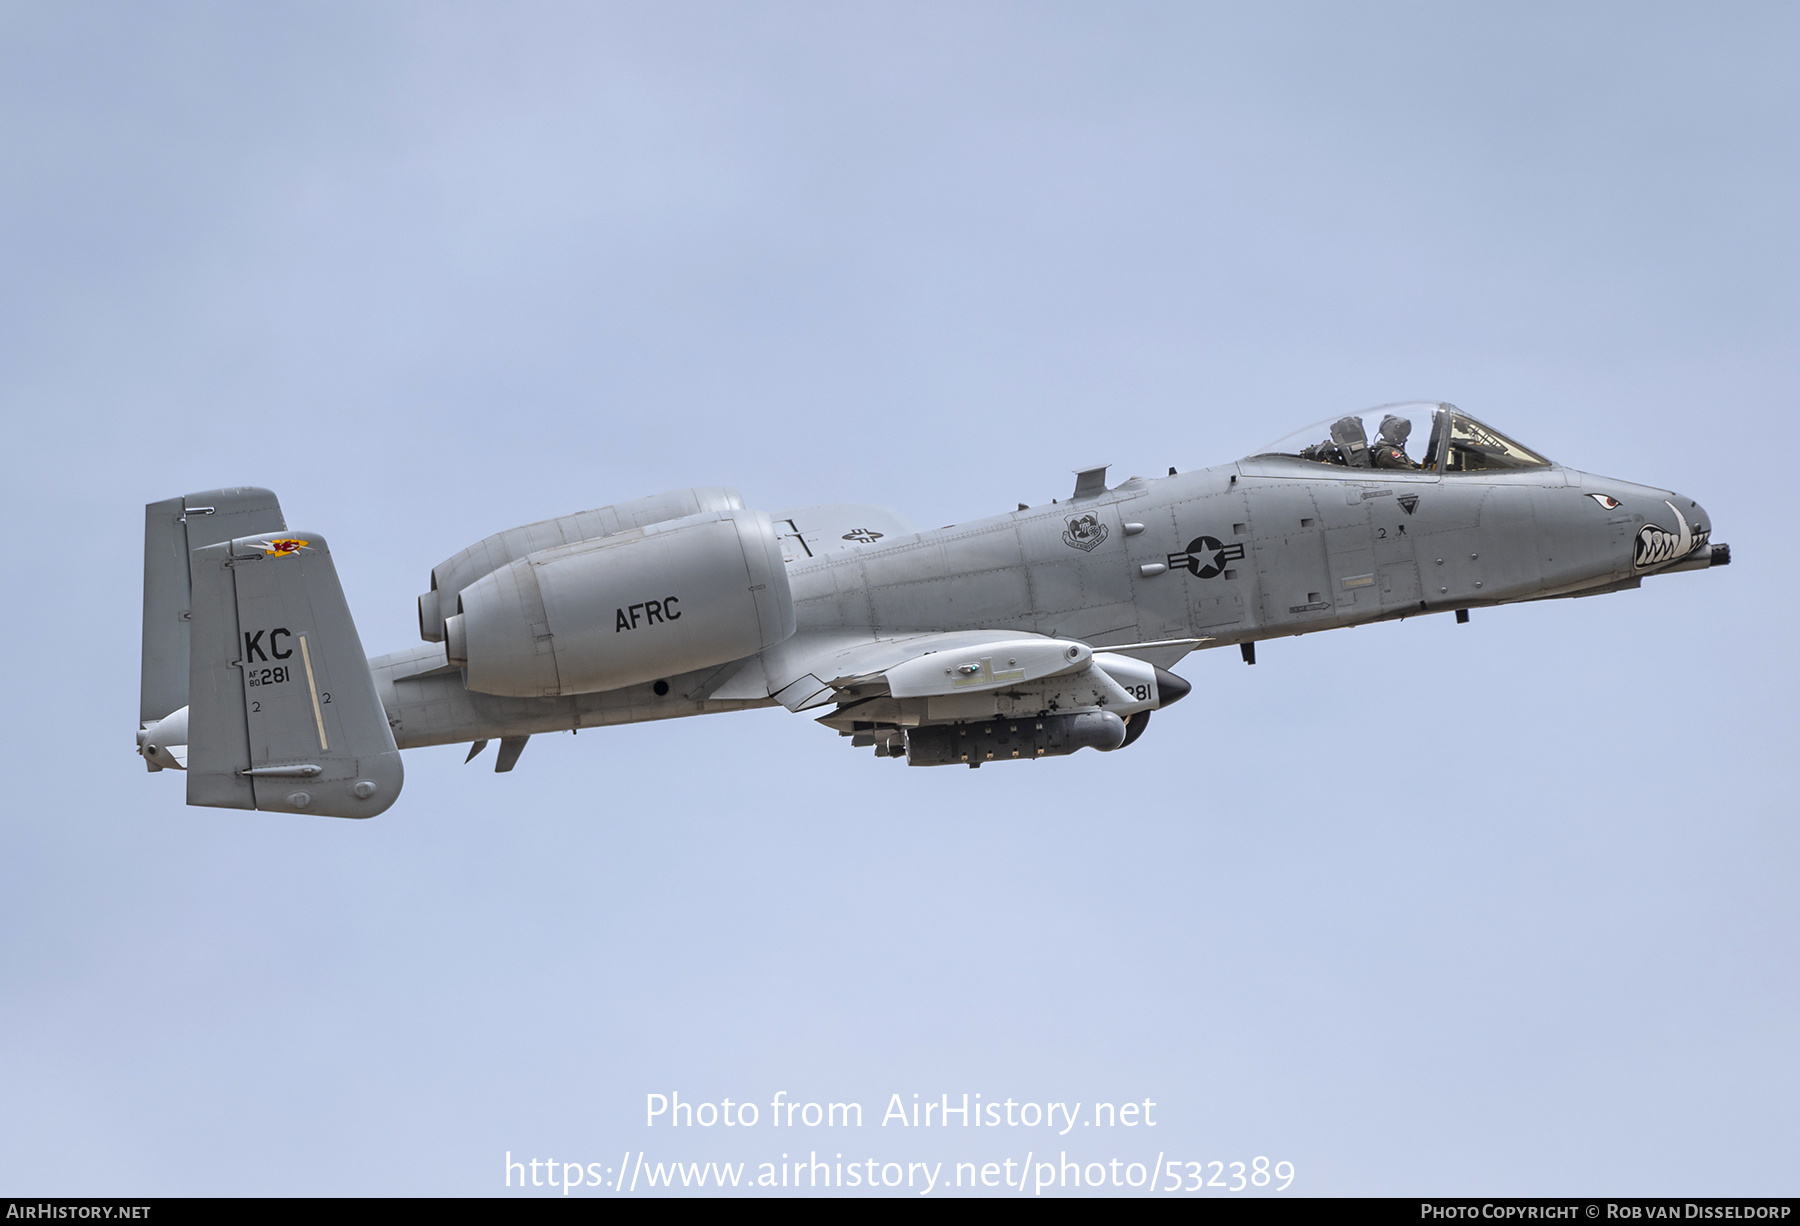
[1167,535,1245,578]
[255,538,310,558]
[1062,514,1109,552]
[841,528,885,544]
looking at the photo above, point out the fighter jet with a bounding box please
[136,402,1728,817]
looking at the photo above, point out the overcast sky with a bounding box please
[2,1,1795,1196]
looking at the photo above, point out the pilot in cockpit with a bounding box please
[1370,414,1421,470]
[1255,403,1547,475]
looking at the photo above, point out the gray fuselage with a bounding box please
[371,458,1710,751]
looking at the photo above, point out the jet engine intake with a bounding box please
[904,710,1127,767]
[445,508,795,697]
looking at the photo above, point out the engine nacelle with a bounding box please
[418,486,744,642]
[445,509,794,697]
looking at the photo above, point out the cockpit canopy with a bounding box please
[1250,403,1551,473]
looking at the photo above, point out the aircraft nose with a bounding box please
[1680,496,1730,567]
[1570,475,1728,574]
[1670,493,1726,561]
[1678,495,1711,540]
[1615,486,1728,572]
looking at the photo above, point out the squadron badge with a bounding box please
[1062,514,1109,552]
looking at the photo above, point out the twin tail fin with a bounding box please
[139,490,401,818]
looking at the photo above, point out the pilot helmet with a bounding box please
[1378,414,1413,446]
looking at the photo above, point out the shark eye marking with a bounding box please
[1587,494,1622,510]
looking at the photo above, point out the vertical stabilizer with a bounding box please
[185,529,402,819]
[139,488,286,726]
[140,498,191,726]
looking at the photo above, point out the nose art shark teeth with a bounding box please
[1634,500,1705,570]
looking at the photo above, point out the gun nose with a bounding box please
[1676,495,1710,538]
[1679,497,1729,566]
[1631,493,1726,573]
[1674,494,1722,560]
